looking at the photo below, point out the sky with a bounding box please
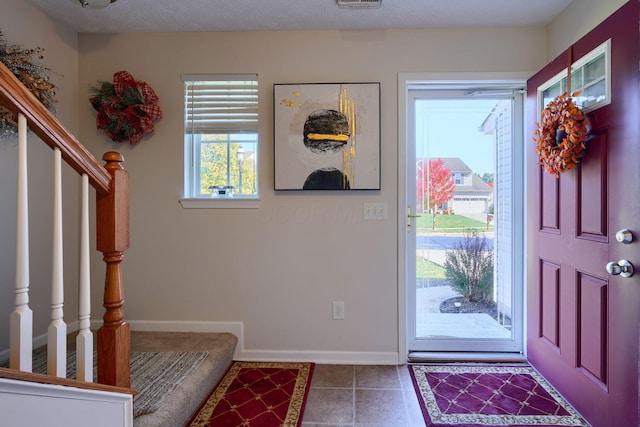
[415,99,499,175]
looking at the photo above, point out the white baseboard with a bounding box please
[236,350,400,365]
[95,320,400,365]
[3,320,400,366]
[90,320,245,360]
[124,320,244,338]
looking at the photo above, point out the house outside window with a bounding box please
[418,158,493,215]
[180,74,259,208]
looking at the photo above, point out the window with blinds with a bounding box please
[182,74,259,201]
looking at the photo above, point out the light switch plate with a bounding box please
[363,202,388,220]
[332,301,345,319]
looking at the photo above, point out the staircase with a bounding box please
[1,331,237,426]
[130,331,236,427]
[0,58,236,425]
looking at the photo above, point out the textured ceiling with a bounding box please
[26,0,573,33]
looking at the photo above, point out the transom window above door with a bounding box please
[538,39,610,112]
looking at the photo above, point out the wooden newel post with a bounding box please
[96,151,130,388]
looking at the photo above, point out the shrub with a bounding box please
[444,230,494,303]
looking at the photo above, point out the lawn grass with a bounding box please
[417,213,492,233]
[416,257,447,279]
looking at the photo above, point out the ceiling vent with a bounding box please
[337,0,382,9]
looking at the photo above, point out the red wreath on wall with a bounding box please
[89,70,162,145]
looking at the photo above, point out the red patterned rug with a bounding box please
[187,361,314,427]
[409,364,588,427]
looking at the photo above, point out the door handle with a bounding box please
[407,207,421,231]
[407,207,422,219]
[606,259,634,278]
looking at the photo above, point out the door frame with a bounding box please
[397,72,530,362]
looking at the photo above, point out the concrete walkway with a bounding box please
[414,228,510,340]
[415,286,511,339]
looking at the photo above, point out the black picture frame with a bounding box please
[274,82,381,190]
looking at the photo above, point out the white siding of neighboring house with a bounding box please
[483,100,513,320]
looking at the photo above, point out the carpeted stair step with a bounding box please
[1,331,237,426]
[130,331,237,427]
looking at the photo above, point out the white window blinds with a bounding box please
[183,74,258,135]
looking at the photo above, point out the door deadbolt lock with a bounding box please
[606,259,634,278]
[615,229,633,244]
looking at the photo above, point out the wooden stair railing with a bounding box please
[96,152,130,388]
[0,61,131,389]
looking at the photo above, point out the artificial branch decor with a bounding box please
[534,91,589,177]
[0,29,56,138]
[90,70,162,145]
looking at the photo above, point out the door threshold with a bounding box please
[408,351,527,363]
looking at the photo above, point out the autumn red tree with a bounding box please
[416,158,455,229]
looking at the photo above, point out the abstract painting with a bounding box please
[274,82,380,190]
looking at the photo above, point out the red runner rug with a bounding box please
[187,361,314,427]
[409,364,588,427]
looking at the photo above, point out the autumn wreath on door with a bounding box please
[534,91,589,177]
[89,70,162,145]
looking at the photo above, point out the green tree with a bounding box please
[200,139,256,195]
[237,150,256,195]
[478,172,494,186]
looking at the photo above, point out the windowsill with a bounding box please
[179,198,261,209]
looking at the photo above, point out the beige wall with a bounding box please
[0,0,79,351]
[0,0,625,362]
[547,0,627,60]
[77,28,545,361]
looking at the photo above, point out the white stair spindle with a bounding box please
[76,173,93,382]
[48,147,67,378]
[10,113,33,372]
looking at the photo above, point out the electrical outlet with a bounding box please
[363,202,388,220]
[332,301,345,319]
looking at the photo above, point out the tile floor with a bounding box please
[301,364,426,427]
